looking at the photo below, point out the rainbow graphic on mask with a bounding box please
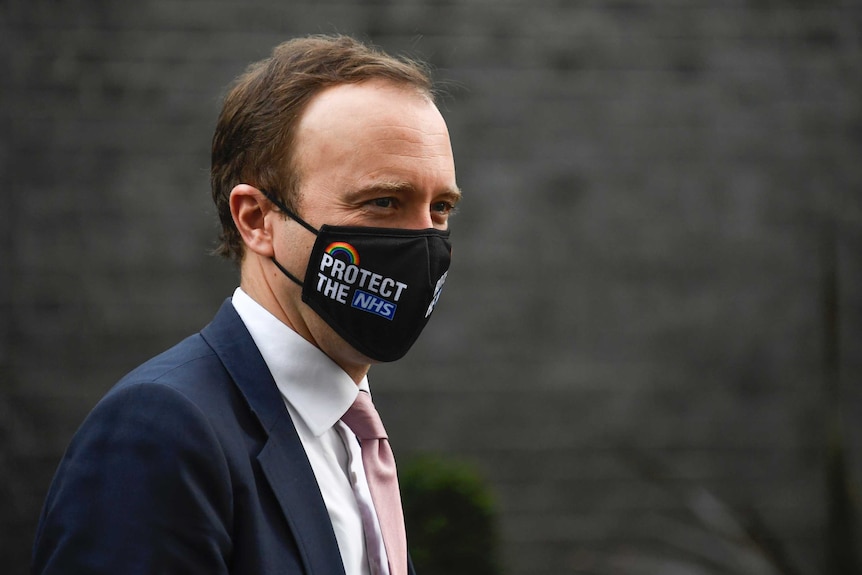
[325,242,360,265]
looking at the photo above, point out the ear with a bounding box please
[230,184,275,258]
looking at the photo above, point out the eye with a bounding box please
[431,201,456,215]
[370,197,395,208]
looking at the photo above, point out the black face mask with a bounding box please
[262,190,452,362]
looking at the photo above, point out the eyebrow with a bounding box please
[442,186,464,205]
[347,181,463,204]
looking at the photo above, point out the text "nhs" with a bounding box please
[351,290,397,320]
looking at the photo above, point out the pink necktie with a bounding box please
[341,391,407,575]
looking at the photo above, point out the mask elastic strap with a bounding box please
[259,188,319,236]
[258,188,317,287]
[271,257,304,288]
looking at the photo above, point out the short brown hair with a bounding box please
[211,34,434,262]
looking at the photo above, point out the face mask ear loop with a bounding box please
[271,257,305,288]
[258,188,318,287]
[259,188,319,236]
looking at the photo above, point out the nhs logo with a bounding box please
[351,290,397,320]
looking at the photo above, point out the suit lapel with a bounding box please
[258,418,347,575]
[201,300,346,575]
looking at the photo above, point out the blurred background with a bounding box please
[2,1,861,574]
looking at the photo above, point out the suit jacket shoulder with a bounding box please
[33,300,346,575]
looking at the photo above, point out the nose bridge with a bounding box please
[405,204,434,229]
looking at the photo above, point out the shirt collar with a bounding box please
[231,287,364,437]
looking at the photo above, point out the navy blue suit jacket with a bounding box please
[33,300,416,574]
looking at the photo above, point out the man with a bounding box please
[32,34,460,575]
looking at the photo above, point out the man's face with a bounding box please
[293,80,460,231]
[272,79,460,374]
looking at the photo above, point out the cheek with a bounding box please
[275,225,316,274]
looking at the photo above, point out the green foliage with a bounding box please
[400,455,501,575]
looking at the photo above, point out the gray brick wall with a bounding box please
[3,1,861,574]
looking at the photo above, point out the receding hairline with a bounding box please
[288,77,451,196]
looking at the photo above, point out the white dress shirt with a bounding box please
[231,287,389,575]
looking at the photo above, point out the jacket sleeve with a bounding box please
[33,381,234,574]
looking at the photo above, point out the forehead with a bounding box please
[295,80,450,159]
[301,79,437,130]
[291,79,456,200]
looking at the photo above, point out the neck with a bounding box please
[240,257,372,385]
